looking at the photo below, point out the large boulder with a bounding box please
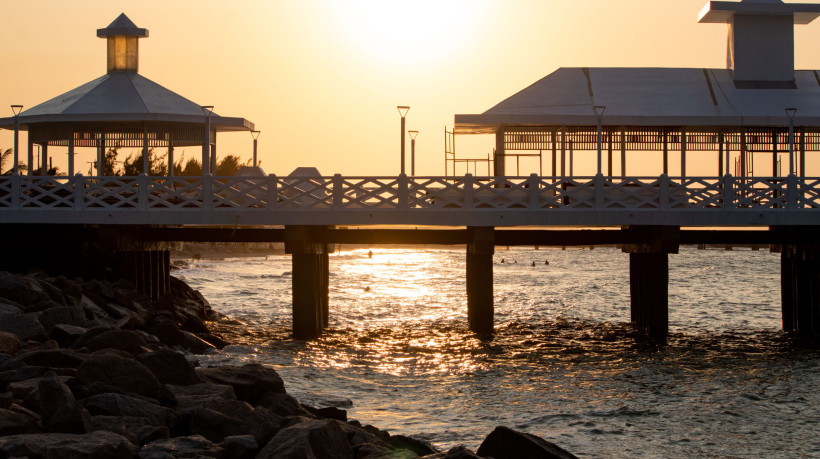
[167,382,237,406]
[77,353,171,402]
[0,331,20,355]
[476,426,578,459]
[223,434,258,459]
[89,415,170,446]
[0,273,52,306]
[196,363,286,405]
[0,431,136,459]
[37,305,87,333]
[257,418,354,459]
[388,435,438,456]
[79,393,179,429]
[136,348,200,386]
[37,373,92,434]
[19,348,87,369]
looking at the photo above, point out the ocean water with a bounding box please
[175,246,820,458]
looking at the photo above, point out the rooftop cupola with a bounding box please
[699,0,820,88]
[97,13,148,73]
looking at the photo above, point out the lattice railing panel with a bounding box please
[734,177,788,209]
[340,177,400,209]
[83,178,139,208]
[148,178,204,209]
[675,178,722,209]
[19,178,75,209]
[212,177,270,208]
[798,178,820,209]
[277,177,333,209]
[601,178,662,209]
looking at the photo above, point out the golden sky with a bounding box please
[3,0,820,176]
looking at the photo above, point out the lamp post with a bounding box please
[397,106,410,175]
[786,107,797,176]
[201,105,214,175]
[251,130,261,167]
[408,130,418,176]
[594,105,606,175]
[10,105,22,175]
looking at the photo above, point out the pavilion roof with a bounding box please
[0,71,253,132]
[454,67,820,134]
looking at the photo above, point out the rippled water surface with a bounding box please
[176,246,820,458]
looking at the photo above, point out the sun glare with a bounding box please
[327,0,491,66]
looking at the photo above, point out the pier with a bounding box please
[4,3,820,340]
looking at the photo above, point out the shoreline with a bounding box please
[0,270,579,458]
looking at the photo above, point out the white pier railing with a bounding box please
[1,173,819,227]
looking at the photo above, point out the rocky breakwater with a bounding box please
[0,270,578,459]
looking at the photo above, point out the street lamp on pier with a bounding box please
[408,130,419,176]
[594,105,606,175]
[251,130,261,167]
[10,105,23,175]
[397,106,410,175]
[786,107,797,175]
[201,105,214,175]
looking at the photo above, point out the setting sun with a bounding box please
[326,0,492,66]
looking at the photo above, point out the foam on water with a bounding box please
[177,246,820,457]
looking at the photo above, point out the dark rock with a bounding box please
[184,405,244,443]
[0,365,50,389]
[257,391,309,416]
[49,323,88,346]
[144,315,187,346]
[79,393,179,429]
[181,398,283,445]
[38,373,92,434]
[0,392,12,409]
[90,415,170,446]
[51,276,84,304]
[71,381,131,400]
[388,435,438,456]
[0,431,136,459]
[156,276,223,322]
[304,404,348,421]
[444,445,485,459]
[0,353,25,372]
[33,277,69,307]
[37,305,87,333]
[139,434,225,459]
[8,374,74,402]
[78,295,114,327]
[77,353,172,402]
[257,418,354,459]
[223,434,258,459]
[168,382,237,406]
[0,331,20,355]
[81,279,116,306]
[197,332,229,350]
[0,273,52,306]
[180,314,210,334]
[0,407,42,435]
[242,406,284,446]
[476,426,578,459]
[0,311,48,341]
[0,300,23,315]
[19,348,87,368]
[197,363,286,405]
[137,348,200,386]
[85,329,149,355]
[335,420,391,448]
[100,301,145,329]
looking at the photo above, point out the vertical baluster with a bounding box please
[333,174,343,210]
[528,173,539,209]
[73,175,84,210]
[267,174,278,210]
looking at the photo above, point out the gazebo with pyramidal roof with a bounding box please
[0,13,254,177]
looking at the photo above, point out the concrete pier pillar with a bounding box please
[622,226,680,341]
[285,226,330,339]
[781,243,820,338]
[467,226,495,335]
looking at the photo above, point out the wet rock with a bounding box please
[197,363,286,405]
[304,404,348,421]
[180,314,210,334]
[37,373,92,434]
[139,434,225,459]
[476,426,578,459]
[257,418,354,459]
[223,434,258,459]
[0,311,48,341]
[84,329,150,355]
[0,407,42,435]
[0,431,136,459]
[335,420,391,448]
[356,442,419,459]
[79,393,179,429]
[0,331,20,355]
[137,348,200,386]
[158,276,223,322]
[388,435,438,456]
[77,353,172,402]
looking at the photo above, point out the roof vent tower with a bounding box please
[97,13,148,73]
[699,0,820,88]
